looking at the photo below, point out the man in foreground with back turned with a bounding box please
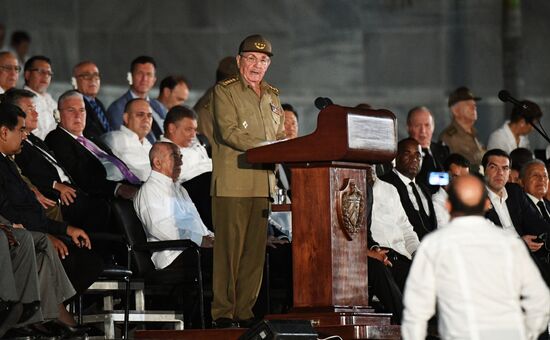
[402,175,550,340]
[210,34,286,328]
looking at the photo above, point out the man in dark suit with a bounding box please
[406,106,449,194]
[6,89,111,234]
[106,56,165,143]
[483,149,550,287]
[380,138,438,240]
[0,102,103,295]
[72,61,111,142]
[45,90,139,201]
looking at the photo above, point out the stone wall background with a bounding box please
[1,0,549,149]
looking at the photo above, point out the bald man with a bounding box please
[402,175,550,340]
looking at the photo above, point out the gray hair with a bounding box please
[520,159,546,179]
[57,90,83,109]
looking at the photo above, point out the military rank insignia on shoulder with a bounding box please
[219,76,238,87]
[267,84,279,96]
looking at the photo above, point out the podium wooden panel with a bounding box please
[291,163,369,309]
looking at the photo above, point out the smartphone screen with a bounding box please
[429,172,449,186]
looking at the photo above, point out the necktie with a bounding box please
[76,135,141,184]
[409,181,430,230]
[88,99,111,132]
[537,201,550,223]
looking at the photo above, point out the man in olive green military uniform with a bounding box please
[210,34,286,328]
[439,86,485,172]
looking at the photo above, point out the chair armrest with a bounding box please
[133,239,198,252]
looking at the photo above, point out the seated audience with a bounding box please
[23,55,57,139]
[439,86,484,172]
[487,100,542,153]
[0,51,19,93]
[134,142,214,270]
[509,147,534,184]
[371,168,420,292]
[402,175,550,340]
[0,102,103,299]
[483,149,550,286]
[45,90,139,200]
[157,75,190,114]
[161,106,213,230]
[107,55,164,142]
[381,138,438,240]
[73,61,112,141]
[8,89,111,234]
[101,98,153,181]
[406,106,449,194]
[432,153,470,227]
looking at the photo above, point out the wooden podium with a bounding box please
[246,105,400,338]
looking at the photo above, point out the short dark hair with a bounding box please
[510,100,542,124]
[510,147,534,171]
[447,176,488,216]
[481,149,511,170]
[281,103,298,121]
[10,31,30,46]
[24,55,51,73]
[397,137,419,154]
[443,153,470,171]
[406,106,430,125]
[1,88,36,106]
[0,102,26,130]
[130,56,156,73]
[159,75,189,92]
[163,105,197,132]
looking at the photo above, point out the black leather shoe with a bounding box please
[3,325,38,339]
[212,317,239,328]
[237,318,258,328]
[0,301,23,338]
[41,320,89,338]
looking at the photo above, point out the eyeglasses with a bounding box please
[240,54,271,67]
[30,68,54,77]
[76,72,100,80]
[0,65,21,73]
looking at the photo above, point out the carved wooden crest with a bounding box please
[336,178,365,240]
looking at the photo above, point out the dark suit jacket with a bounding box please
[14,133,75,201]
[380,170,437,240]
[0,154,67,235]
[83,96,109,142]
[485,183,550,236]
[417,141,450,195]
[45,127,121,198]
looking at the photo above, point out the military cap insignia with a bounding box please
[254,42,266,50]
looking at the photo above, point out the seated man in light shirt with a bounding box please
[371,168,420,292]
[432,153,470,228]
[134,142,214,270]
[101,98,153,181]
[161,105,213,230]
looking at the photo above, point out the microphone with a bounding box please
[497,90,529,110]
[314,97,333,110]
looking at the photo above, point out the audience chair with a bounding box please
[111,198,206,329]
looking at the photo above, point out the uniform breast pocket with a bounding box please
[271,112,281,125]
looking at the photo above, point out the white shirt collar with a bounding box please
[526,192,544,206]
[59,126,80,139]
[149,169,176,185]
[130,89,149,101]
[393,168,415,185]
[487,186,508,204]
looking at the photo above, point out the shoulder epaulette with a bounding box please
[443,126,457,137]
[268,84,279,95]
[218,76,238,86]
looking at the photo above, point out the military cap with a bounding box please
[238,34,273,57]
[448,86,481,107]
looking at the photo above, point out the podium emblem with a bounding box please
[337,178,365,240]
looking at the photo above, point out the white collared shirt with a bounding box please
[487,121,530,154]
[371,179,420,259]
[25,86,57,140]
[134,170,213,269]
[160,136,212,182]
[526,193,549,218]
[393,168,430,213]
[487,187,518,236]
[402,216,550,340]
[101,125,152,181]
